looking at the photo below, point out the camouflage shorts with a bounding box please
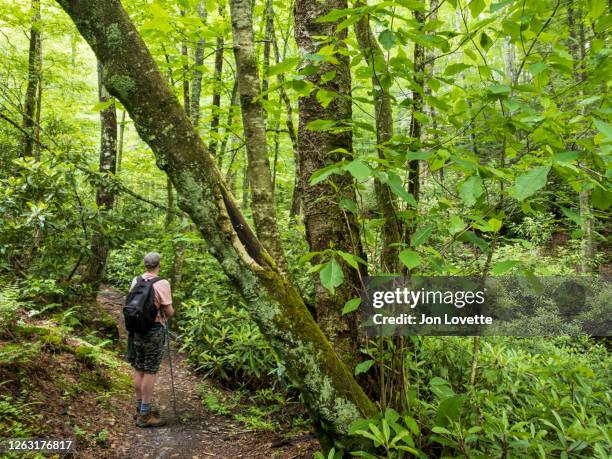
[126,324,165,374]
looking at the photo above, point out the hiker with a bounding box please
[124,252,174,428]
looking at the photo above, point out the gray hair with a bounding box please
[143,252,161,270]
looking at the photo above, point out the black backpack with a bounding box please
[123,276,161,334]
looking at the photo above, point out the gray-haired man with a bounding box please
[126,252,174,427]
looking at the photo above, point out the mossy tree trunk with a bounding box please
[229,0,288,272]
[55,0,376,451]
[21,0,41,159]
[294,0,366,366]
[83,61,118,287]
[354,6,402,273]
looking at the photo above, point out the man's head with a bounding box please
[144,252,161,273]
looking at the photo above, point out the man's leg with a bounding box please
[132,369,144,412]
[140,373,157,405]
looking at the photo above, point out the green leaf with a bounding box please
[91,100,114,112]
[488,218,502,232]
[459,175,484,207]
[342,298,361,315]
[492,260,519,275]
[321,70,336,83]
[593,118,612,142]
[345,160,371,181]
[387,173,418,207]
[589,0,606,19]
[378,30,397,50]
[405,150,433,161]
[355,359,375,375]
[306,119,337,132]
[319,258,344,293]
[444,63,471,76]
[560,206,582,226]
[479,32,493,52]
[592,187,612,210]
[309,162,344,185]
[316,89,337,108]
[399,250,421,270]
[511,166,550,201]
[411,224,435,247]
[337,250,366,269]
[469,0,486,17]
[404,416,420,435]
[339,198,358,213]
[553,151,580,163]
[488,84,511,96]
[528,62,547,76]
[269,57,300,76]
[435,395,466,426]
[448,215,465,235]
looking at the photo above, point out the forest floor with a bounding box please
[95,285,319,458]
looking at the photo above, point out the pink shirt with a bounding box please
[130,272,172,324]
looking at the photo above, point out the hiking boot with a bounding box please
[136,410,166,428]
[133,407,159,420]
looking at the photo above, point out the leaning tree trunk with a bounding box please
[354,6,402,273]
[294,0,366,366]
[229,0,288,272]
[83,61,118,287]
[21,0,41,158]
[55,0,376,451]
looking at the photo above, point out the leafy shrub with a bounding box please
[178,298,284,390]
[346,336,611,458]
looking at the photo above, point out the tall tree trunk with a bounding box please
[116,110,126,172]
[262,0,273,104]
[209,10,225,156]
[568,0,593,273]
[181,9,190,111]
[294,0,365,365]
[354,6,402,273]
[190,1,206,128]
[229,0,288,271]
[21,0,41,158]
[54,2,376,449]
[33,36,43,161]
[218,80,239,167]
[408,9,425,201]
[83,61,118,287]
[269,14,301,218]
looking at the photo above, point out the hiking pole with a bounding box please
[165,322,179,421]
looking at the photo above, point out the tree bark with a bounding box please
[294,0,365,365]
[229,0,288,272]
[209,9,225,157]
[567,0,594,273]
[408,9,425,201]
[22,0,41,158]
[269,15,301,218]
[218,80,239,167]
[354,6,402,273]
[116,110,126,172]
[190,1,206,128]
[55,0,376,449]
[83,61,118,287]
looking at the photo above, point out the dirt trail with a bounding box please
[97,286,317,459]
